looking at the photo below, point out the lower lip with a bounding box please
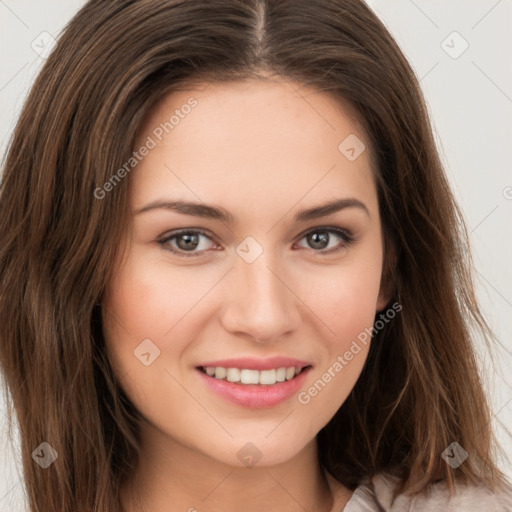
[196,367,311,408]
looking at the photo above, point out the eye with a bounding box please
[157,229,218,258]
[295,227,356,254]
[157,226,356,258]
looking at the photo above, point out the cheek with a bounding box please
[104,248,214,341]
[102,247,228,397]
[292,254,383,412]
[101,250,181,381]
[101,252,203,429]
[300,254,383,342]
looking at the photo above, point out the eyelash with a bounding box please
[157,226,357,258]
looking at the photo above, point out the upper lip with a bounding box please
[197,357,312,371]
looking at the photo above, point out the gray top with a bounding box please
[342,472,512,511]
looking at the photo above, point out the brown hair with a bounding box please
[0,0,510,511]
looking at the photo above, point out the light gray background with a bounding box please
[1,1,511,509]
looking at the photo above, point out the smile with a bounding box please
[195,358,313,408]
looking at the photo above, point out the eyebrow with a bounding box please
[133,197,370,223]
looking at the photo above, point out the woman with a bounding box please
[0,1,511,511]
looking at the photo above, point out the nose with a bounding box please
[220,251,301,344]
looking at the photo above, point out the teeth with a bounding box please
[202,366,305,385]
[259,369,276,385]
[240,369,259,384]
[226,367,241,383]
[214,367,226,379]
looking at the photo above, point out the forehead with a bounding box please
[137,77,369,152]
[130,78,378,220]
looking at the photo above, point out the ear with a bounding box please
[376,242,396,312]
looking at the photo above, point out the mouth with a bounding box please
[195,359,313,408]
[197,364,312,386]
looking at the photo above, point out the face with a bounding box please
[102,77,389,468]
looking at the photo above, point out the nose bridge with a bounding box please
[221,242,300,341]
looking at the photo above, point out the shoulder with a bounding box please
[344,472,512,512]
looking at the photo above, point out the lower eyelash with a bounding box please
[157,227,356,257]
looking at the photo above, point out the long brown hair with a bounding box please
[0,1,510,510]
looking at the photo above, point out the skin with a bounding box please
[102,76,391,512]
